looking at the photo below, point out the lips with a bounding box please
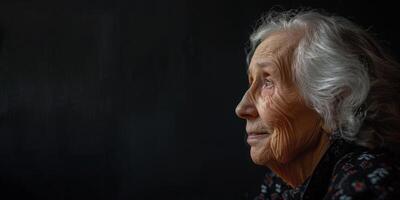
[247,132,270,146]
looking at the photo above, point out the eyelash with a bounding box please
[262,78,273,89]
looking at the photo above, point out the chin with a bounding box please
[251,155,267,166]
[250,146,273,166]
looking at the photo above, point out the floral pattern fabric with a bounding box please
[254,138,400,200]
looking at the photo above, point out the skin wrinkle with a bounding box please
[236,31,331,188]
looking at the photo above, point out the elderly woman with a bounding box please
[235,9,400,200]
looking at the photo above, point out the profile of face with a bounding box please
[235,31,324,166]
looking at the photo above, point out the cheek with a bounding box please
[258,87,295,126]
[257,87,312,163]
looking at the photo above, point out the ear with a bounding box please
[321,121,332,134]
[310,108,332,134]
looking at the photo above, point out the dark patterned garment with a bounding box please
[254,138,400,200]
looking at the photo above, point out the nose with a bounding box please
[235,91,258,119]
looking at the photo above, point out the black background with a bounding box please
[0,0,399,199]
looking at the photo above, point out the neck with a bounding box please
[267,130,331,188]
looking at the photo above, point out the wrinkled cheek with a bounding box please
[270,128,297,164]
[258,96,280,125]
[257,94,301,163]
[265,105,298,163]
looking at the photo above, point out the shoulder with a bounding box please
[324,150,400,200]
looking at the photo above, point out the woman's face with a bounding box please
[235,32,323,166]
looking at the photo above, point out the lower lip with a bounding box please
[247,134,269,146]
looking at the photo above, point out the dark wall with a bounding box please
[0,0,399,199]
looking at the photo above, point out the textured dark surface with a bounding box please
[0,0,399,199]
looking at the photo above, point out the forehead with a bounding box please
[253,32,290,59]
[248,31,301,77]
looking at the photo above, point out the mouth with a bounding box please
[247,132,270,146]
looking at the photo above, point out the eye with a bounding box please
[262,78,273,89]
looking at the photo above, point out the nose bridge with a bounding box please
[235,89,258,119]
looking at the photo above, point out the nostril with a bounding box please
[245,107,258,118]
[236,104,258,119]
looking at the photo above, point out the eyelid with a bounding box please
[262,70,271,77]
[262,77,274,88]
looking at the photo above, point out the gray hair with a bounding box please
[246,8,400,151]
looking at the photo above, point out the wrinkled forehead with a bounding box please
[253,33,290,59]
[248,31,302,81]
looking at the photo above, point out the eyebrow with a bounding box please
[247,59,273,74]
[256,60,273,69]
